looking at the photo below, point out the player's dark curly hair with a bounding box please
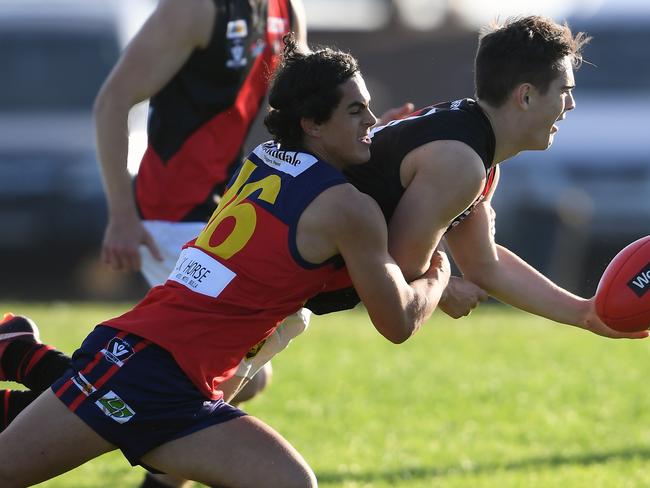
[264,33,359,149]
[475,15,591,106]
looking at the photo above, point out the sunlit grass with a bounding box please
[2,302,649,487]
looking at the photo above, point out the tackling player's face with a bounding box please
[526,56,576,150]
[309,74,377,169]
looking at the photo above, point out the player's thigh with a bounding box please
[0,389,115,486]
[142,415,316,488]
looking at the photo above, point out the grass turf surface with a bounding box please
[2,302,650,487]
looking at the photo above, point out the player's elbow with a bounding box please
[383,329,412,344]
[373,314,415,344]
[92,81,134,124]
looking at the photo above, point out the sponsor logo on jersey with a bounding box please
[169,247,236,298]
[101,337,134,367]
[254,142,318,177]
[71,372,96,396]
[226,20,248,39]
[267,17,285,34]
[628,262,650,297]
[95,391,135,424]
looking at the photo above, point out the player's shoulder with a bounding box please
[156,0,216,43]
[409,139,486,187]
[313,183,384,234]
[159,0,215,17]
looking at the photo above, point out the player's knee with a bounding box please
[231,363,273,404]
[280,458,317,488]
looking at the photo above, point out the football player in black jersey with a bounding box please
[332,16,646,340]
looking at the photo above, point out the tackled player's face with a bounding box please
[526,56,576,150]
[313,74,377,169]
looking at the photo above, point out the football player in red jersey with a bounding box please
[0,37,450,488]
[2,1,418,486]
[93,2,303,486]
[94,2,412,486]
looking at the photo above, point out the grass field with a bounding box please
[3,301,650,487]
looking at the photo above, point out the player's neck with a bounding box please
[478,99,527,165]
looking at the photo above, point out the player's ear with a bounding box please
[301,117,321,137]
[516,84,533,109]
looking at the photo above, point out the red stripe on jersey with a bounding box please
[137,0,291,221]
[482,166,497,197]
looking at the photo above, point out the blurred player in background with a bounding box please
[0,37,451,487]
[94,0,300,485]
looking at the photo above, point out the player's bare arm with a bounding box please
[289,0,308,49]
[388,140,487,281]
[445,196,647,339]
[299,184,450,343]
[94,0,216,272]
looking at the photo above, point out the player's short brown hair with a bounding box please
[475,16,590,106]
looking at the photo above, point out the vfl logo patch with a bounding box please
[101,337,134,367]
[628,262,650,298]
[227,41,248,68]
[71,373,96,396]
[95,391,135,424]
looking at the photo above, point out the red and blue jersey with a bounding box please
[135,0,292,222]
[106,141,347,399]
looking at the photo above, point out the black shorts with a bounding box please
[51,325,246,467]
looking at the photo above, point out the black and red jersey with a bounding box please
[306,98,499,314]
[135,0,292,222]
[345,98,497,224]
[107,141,347,399]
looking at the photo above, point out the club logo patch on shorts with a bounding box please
[101,337,134,366]
[71,372,96,396]
[95,391,135,424]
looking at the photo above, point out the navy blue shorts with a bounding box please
[51,325,246,467]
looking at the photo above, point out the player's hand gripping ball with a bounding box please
[595,236,650,332]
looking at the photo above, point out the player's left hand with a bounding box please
[581,297,649,339]
[439,276,488,318]
[376,102,414,126]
